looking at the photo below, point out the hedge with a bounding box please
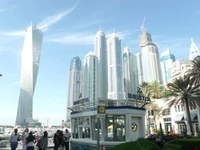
[164,138,200,150]
[108,138,160,150]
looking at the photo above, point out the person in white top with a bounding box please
[64,129,71,150]
[10,128,20,150]
[22,128,29,150]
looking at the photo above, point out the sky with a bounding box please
[0,0,200,126]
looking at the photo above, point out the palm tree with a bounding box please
[190,56,200,85]
[150,80,163,99]
[139,82,151,97]
[166,75,200,135]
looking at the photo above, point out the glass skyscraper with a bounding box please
[140,32,162,83]
[16,25,43,126]
[83,52,98,103]
[123,47,139,97]
[160,49,175,85]
[107,32,125,100]
[66,56,82,121]
[94,29,108,99]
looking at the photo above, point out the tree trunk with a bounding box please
[185,98,193,135]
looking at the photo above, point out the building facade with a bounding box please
[94,29,108,99]
[140,32,162,83]
[16,25,43,126]
[66,56,82,121]
[160,49,175,85]
[123,47,139,97]
[107,32,125,100]
[189,39,200,60]
[170,59,191,80]
[83,52,98,103]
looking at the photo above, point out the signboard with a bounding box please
[73,98,89,105]
[97,100,106,118]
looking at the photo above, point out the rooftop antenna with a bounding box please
[113,28,115,33]
[100,26,102,31]
[141,17,146,33]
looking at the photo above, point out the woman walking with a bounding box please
[38,131,48,150]
[26,132,36,150]
[10,128,20,150]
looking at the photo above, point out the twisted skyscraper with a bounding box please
[16,25,43,126]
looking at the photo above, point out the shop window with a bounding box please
[106,115,125,141]
[72,118,78,138]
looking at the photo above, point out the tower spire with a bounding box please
[141,17,146,33]
[113,28,115,33]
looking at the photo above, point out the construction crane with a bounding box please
[141,17,146,33]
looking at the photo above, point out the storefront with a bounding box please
[70,99,146,150]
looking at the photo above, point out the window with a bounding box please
[178,105,180,112]
[174,106,177,112]
[72,119,78,138]
[106,115,125,141]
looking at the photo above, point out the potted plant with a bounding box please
[152,128,160,141]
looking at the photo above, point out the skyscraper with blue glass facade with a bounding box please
[160,49,175,85]
[66,56,82,121]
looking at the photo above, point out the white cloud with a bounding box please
[46,29,133,45]
[47,32,95,45]
[38,2,78,31]
[0,4,17,13]
[0,30,25,37]
[0,8,7,12]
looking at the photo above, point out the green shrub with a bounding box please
[108,138,160,150]
[164,138,200,150]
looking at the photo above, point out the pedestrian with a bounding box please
[53,130,60,150]
[38,131,48,150]
[58,130,65,150]
[22,128,29,150]
[26,131,36,150]
[10,128,20,150]
[64,129,71,150]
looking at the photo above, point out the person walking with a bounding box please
[58,130,65,150]
[53,130,60,150]
[10,128,20,150]
[64,129,71,150]
[26,131,36,150]
[22,128,29,150]
[38,131,48,150]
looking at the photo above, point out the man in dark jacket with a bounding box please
[53,130,60,150]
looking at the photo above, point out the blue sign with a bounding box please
[128,93,150,102]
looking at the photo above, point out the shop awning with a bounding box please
[184,114,197,121]
[174,116,184,121]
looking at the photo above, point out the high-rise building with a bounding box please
[140,32,162,83]
[66,56,82,121]
[83,52,98,103]
[107,32,125,100]
[94,29,108,99]
[189,38,200,60]
[135,53,143,85]
[16,25,43,126]
[160,49,175,85]
[123,47,139,97]
[171,59,192,80]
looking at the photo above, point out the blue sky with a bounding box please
[0,0,200,126]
